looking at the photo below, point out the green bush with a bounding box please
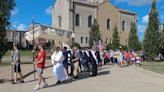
[71,42,80,48]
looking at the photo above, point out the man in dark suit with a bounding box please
[62,47,69,78]
[89,48,98,76]
[95,49,102,69]
[83,48,90,72]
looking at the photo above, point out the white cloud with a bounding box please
[12,21,18,28]
[11,8,19,16]
[13,24,17,28]
[142,15,149,23]
[45,6,52,15]
[138,25,147,32]
[17,24,27,30]
[115,0,161,6]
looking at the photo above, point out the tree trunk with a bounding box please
[0,59,2,64]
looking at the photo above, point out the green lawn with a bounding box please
[4,50,38,57]
[141,61,164,74]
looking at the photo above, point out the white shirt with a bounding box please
[85,51,90,57]
[91,50,97,61]
[51,51,64,65]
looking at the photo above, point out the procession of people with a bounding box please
[10,43,144,90]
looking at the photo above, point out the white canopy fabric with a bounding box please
[25,27,58,41]
[25,25,74,41]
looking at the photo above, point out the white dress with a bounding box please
[118,51,123,63]
[51,51,66,81]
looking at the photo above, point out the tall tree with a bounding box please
[143,0,160,60]
[128,23,140,51]
[112,25,120,50]
[0,0,15,63]
[159,24,164,55]
[89,19,101,47]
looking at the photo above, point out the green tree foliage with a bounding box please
[128,23,140,51]
[89,19,101,47]
[159,24,164,55]
[112,25,120,50]
[71,42,80,48]
[143,0,160,60]
[120,44,128,51]
[0,0,15,63]
[107,43,115,50]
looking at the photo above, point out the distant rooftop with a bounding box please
[73,0,136,15]
[73,0,105,6]
[115,7,136,15]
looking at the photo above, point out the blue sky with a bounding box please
[10,0,164,41]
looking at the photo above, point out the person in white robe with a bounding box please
[51,47,66,84]
[117,51,123,67]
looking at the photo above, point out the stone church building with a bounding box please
[52,0,137,47]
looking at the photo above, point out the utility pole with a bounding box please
[70,0,75,46]
[32,16,36,80]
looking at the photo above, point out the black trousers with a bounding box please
[110,57,114,64]
[90,63,97,76]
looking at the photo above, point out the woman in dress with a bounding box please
[117,51,123,67]
[51,46,66,84]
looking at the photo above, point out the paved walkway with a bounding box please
[0,60,52,81]
[0,64,164,92]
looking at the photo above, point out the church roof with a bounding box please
[73,0,98,6]
[115,7,136,15]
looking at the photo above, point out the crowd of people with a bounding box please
[10,43,144,90]
[102,50,143,67]
[48,46,144,89]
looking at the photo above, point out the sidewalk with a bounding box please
[0,65,164,92]
[0,60,52,83]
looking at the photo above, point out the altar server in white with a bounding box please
[51,46,66,84]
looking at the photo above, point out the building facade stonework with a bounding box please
[6,30,29,49]
[52,0,137,47]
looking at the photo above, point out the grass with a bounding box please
[4,50,38,57]
[141,61,164,74]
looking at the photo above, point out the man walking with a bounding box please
[83,48,90,72]
[72,47,80,79]
[89,47,98,76]
[33,44,48,90]
[11,44,24,84]
[62,47,69,78]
